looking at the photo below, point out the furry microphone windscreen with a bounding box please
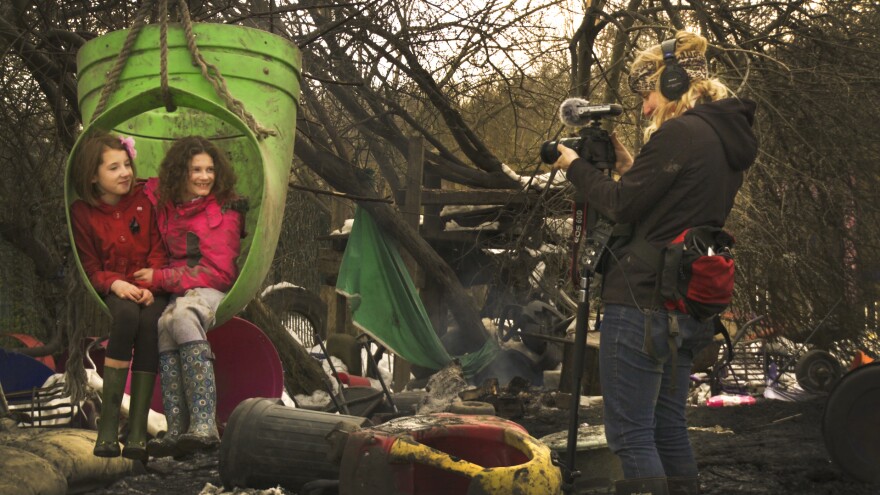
[559,97,592,127]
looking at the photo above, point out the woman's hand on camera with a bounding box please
[611,132,634,175]
[552,143,581,172]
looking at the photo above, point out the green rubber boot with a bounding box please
[93,366,129,457]
[122,371,156,461]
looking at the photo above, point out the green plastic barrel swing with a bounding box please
[65,23,301,326]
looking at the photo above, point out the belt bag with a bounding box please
[629,226,735,322]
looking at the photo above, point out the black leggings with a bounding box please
[104,294,169,372]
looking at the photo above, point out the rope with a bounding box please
[62,266,88,404]
[176,0,276,140]
[159,0,176,112]
[92,0,275,139]
[90,0,156,122]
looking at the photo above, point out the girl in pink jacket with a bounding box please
[134,136,246,456]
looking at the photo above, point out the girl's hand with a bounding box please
[110,280,142,302]
[611,132,634,175]
[133,268,154,285]
[137,289,155,306]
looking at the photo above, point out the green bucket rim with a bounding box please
[76,23,302,125]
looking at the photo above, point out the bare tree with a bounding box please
[2,0,879,360]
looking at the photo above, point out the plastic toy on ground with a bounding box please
[0,333,55,370]
[337,413,563,495]
[0,348,54,395]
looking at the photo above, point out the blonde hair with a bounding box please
[631,31,731,140]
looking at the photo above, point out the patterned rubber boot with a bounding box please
[147,351,189,458]
[122,371,156,461]
[177,341,220,452]
[93,366,128,457]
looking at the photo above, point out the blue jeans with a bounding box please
[599,304,714,479]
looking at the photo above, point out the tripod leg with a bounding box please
[563,271,593,493]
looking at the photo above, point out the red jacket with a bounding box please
[71,182,168,295]
[144,178,244,295]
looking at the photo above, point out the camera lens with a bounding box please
[540,137,583,164]
[540,140,560,164]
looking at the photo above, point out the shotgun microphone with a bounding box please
[559,98,623,127]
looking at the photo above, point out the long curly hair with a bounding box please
[156,136,238,206]
[71,131,138,206]
[630,31,732,140]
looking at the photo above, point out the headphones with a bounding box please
[659,38,690,100]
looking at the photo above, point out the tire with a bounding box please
[390,390,428,414]
[822,363,880,483]
[795,349,842,393]
[261,286,327,348]
[447,401,495,416]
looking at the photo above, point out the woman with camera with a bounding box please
[553,31,758,495]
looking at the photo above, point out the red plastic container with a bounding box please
[706,394,756,407]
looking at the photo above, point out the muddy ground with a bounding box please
[81,393,876,495]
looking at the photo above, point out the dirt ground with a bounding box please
[79,393,877,495]
[685,397,875,495]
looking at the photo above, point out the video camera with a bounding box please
[540,99,622,169]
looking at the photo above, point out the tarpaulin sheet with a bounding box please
[335,208,497,377]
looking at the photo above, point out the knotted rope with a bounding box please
[159,0,175,112]
[176,0,276,140]
[90,0,274,140]
[90,0,155,122]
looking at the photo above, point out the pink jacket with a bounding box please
[144,178,244,295]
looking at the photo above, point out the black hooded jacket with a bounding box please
[565,97,758,309]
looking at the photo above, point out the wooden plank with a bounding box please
[402,138,424,225]
[423,170,443,234]
[393,137,424,391]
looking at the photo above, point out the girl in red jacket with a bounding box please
[70,132,168,461]
[134,136,246,456]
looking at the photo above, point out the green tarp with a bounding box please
[335,208,497,377]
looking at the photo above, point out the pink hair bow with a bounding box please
[119,136,137,159]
